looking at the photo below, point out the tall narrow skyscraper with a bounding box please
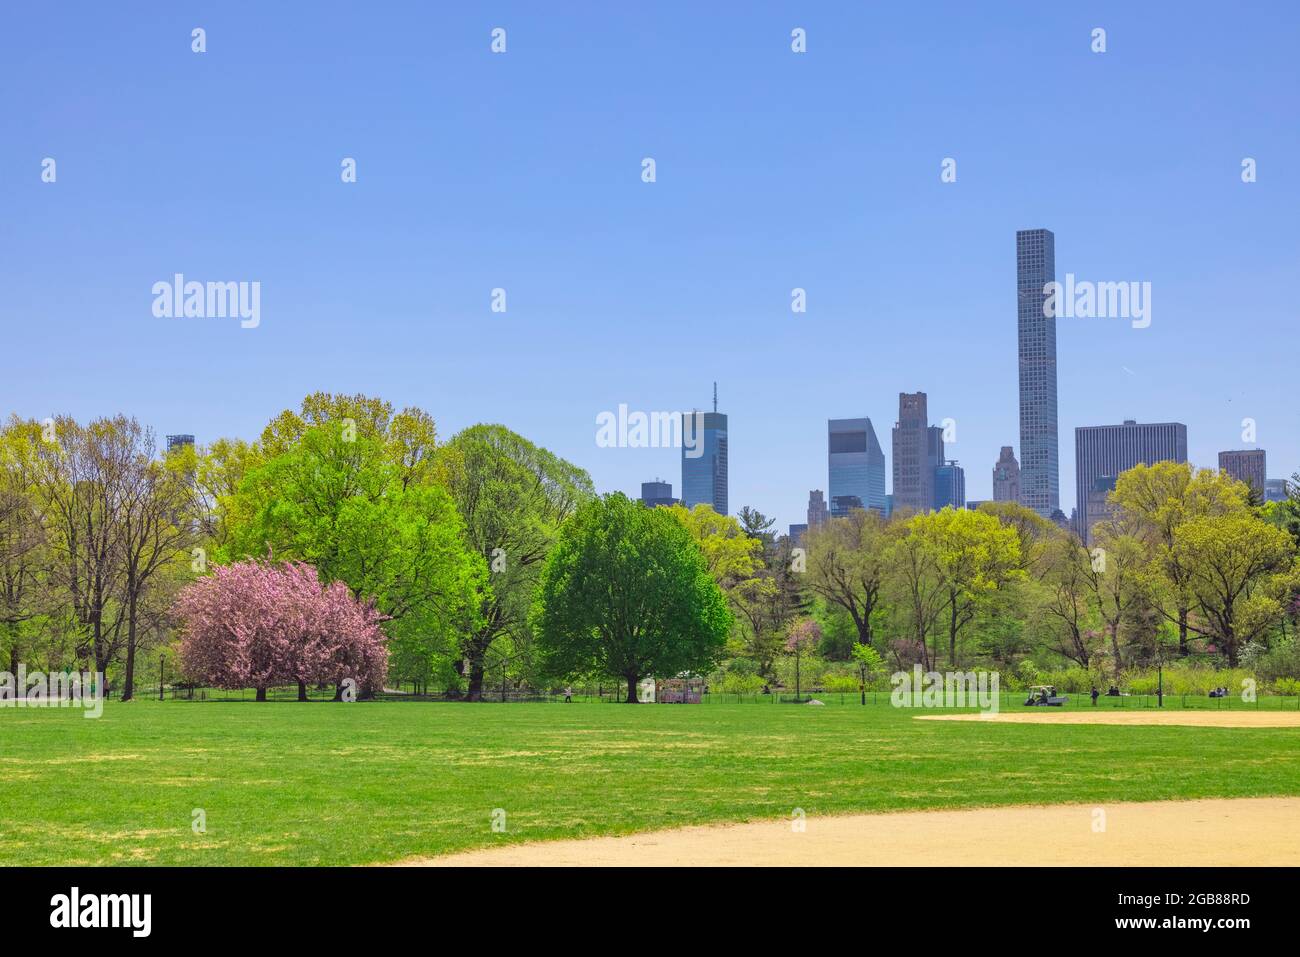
[828,417,886,517]
[892,393,941,512]
[1016,228,1060,517]
[681,392,728,515]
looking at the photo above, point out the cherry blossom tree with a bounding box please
[175,560,387,700]
[784,617,822,701]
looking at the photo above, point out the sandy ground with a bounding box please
[916,710,1300,728]
[394,797,1300,867]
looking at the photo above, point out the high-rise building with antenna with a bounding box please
[681,385,728,514]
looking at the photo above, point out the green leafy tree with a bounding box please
[1086,520,1154,680]
[436,424,593,700]
[534,493,732,702]
[804,510,891,649]
[668,503,781,671]
[1037,534,1099,667]
[905,508,1022,668]
[1172,513,1297,666]
[1110,461,1249,655]
[226,418,486,689]
[0,418,47,674]
[736,505,776,550]
[850,641,885,702]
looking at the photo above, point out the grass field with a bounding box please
[2,698,1299,865]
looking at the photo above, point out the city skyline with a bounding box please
[4,5,1296,535]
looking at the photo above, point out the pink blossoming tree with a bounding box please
[175,560,388,701]
[784,617,822,702]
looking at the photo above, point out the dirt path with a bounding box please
[916,710,1300,728]
[393,797,1300,867]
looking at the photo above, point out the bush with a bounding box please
[1274,677,1300,696]
[718,672,765,695]
[821,674,860,694]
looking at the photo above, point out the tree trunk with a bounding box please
[255,687,267,702]
[625,673,640,703]
[465,659,487,701]
[1177,608,1189,657]
[122,593,138,702]
[297,681,308,702]
[948,595,959,668]
[333,682,343,701]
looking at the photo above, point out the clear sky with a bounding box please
[3,1,1297,531]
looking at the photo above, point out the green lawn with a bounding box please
[2,698,1298,865]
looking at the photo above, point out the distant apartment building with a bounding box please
[166,434,195,453]
[1218,449,1267,498]
[966,500,988,511]
[892,393,942,513]
[934,460,966,510]
[1075,420,1188,541]
[807,490,830,528]
[992,446,1020,503]
[828,418,886,517]
[1016,228,1060,517]
[788,523,809,547]
[1265,478,1289,503]
[681,409,728,514]
[639,480,678,508]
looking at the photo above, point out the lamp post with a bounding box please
[158,654,165,701]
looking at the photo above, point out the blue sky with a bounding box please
[2,1,1297,530]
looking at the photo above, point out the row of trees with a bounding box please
[1,394,600,700]
[629,462,1300,693]
[710,462,1300,685]
[5,392,1298,700]
[0,416,196,700]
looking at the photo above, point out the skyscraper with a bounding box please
[892,393,941,513]
[680,392,728,515]
[639,480,677,508]
[1016,228,1060,517]
[166,434,195,453]
[1075,420,1188,540]
[934,460,966,510]
[1083,475,1119,543]
[807,490,829,528]
[1218,449,1267,498]
[828,418,886,517]
[992,446,1020,503]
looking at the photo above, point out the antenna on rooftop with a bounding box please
[713,381,717,413]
